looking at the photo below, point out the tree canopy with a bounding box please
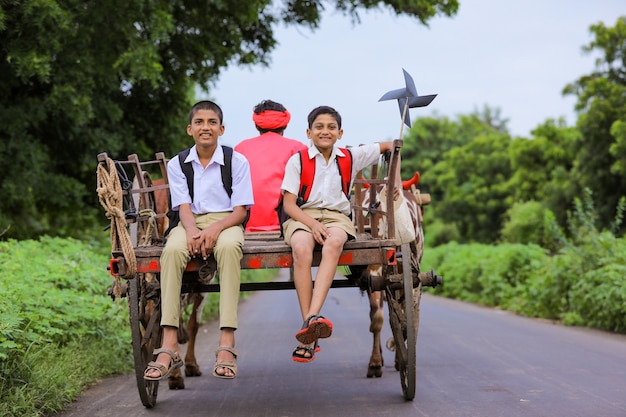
[563,16,626,230]
[0,0,459,239]
[3,4,624,244]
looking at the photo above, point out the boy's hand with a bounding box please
[311,221,330,245]
[186,226,202,257]
[193,224,221,259]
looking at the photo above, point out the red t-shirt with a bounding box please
[235,132,308,232]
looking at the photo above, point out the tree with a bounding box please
[401,107,505,195]
[0,0,459,239]
[507,119,579,227]
[428,132,513,243]
[399,109,510,244]
[562,16,626,234]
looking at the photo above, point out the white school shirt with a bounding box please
[281,143,381,216]
[168,145,254,214]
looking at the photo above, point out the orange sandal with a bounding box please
[292,343,317,363]
[295,315,333,344]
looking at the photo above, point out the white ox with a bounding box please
[349,172,429,378]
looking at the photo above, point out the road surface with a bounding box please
[57,270,626,417]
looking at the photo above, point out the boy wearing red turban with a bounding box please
[235,100,308,232]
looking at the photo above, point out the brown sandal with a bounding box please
[143,348,183,381]
[213,346,238,379]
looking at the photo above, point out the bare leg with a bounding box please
[290,230,316,320]
[305,228,348,318]
[291,228,347,360]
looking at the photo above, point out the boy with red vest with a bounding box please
[280,105,394,362]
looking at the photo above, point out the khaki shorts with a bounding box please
[283,208,356,244]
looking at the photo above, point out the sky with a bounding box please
[208,0,624,148]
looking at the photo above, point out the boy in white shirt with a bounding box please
[281,105,394,362]
[144,100,254,380]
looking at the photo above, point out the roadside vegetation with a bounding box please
[422,193,626,333]
[0,235,276,417]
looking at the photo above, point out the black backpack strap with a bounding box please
[178,148,194,200]
[164,148,192,237]
[221,145,233,197]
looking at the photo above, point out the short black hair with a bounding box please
[189,100,223,125]
[253,99,287,114]
[307,105,342,129]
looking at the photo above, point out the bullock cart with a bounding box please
[96,139,441,408]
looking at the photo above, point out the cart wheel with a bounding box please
[385,242,421,401]
[128,273,162,408]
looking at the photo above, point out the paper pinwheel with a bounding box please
[379,69,437,131]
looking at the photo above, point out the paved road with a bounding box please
[58,270,626,417]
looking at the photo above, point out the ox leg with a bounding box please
[367,290,384,378]
[167,363,185,389]
[184,293,206,377]
[167,293,205,390]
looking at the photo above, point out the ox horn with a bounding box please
[402,172,420,190]
[358,171,420,190]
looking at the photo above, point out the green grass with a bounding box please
[0,235,277,417]
[422,236,626,333]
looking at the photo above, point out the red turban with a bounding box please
[252,110,291,130]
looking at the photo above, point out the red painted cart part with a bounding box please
[275,255,293,268]
[247,256,262,269]
[338,252,354,265]
[112,246,396,275]
[109,258,120,277]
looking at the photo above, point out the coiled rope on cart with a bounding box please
[138,208,158,247]
[96,157,137,299]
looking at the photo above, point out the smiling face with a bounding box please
[307,113,343,154]
[187,109,224,150]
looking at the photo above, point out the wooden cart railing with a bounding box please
[98,140,411,291]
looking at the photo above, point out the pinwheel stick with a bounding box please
[398,99,409,139]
